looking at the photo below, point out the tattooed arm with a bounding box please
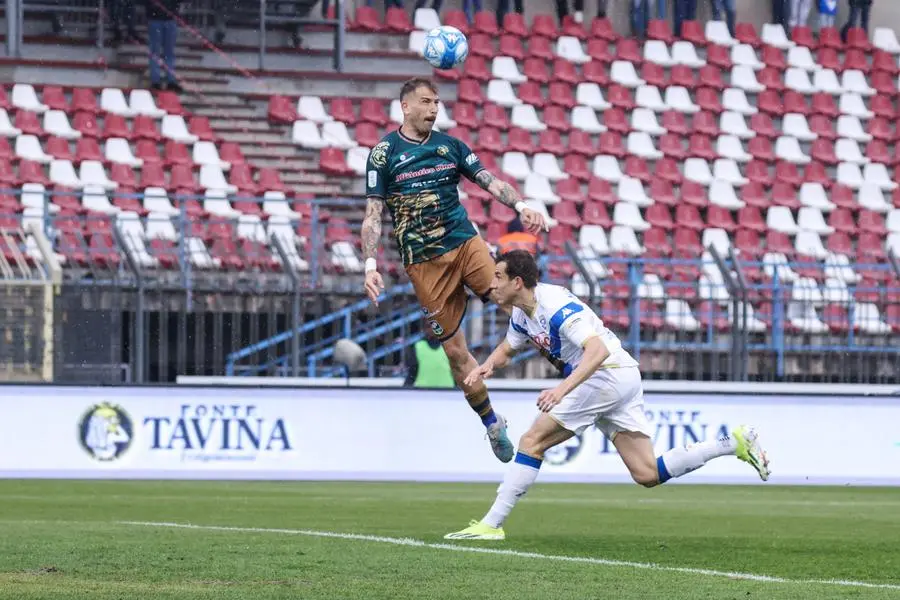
[474,169,520,210]
[474,170,549,233]
[361,196,384,260]
[361,196,385,305]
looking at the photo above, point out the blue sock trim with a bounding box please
[514,452,542,469]
[656,456,671,484]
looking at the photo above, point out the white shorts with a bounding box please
[548,366,652,440]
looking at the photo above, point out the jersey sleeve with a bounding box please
[365,141,390,198]
[456,139,485,182]
[559,314,599,348]
[505,317,530,351]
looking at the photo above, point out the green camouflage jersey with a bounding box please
[365,129,484,266]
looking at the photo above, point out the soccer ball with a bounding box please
[422,26,469,70]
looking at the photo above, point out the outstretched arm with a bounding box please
[361,196,385,305]
[474,170,548,234]
[463,339,520,387]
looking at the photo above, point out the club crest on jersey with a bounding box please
[539,316,547,328]
[436,145,449,157]
[370,141,390,168]
[430,320,444,336]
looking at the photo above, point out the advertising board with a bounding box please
[1,386,898,485]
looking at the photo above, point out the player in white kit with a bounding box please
[444,251,770,540]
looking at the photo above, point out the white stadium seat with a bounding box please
[775,136,811,164]
[611,61,645,88]
[731,44,764,70]
[13,83,49,113]
[144,187,179,215]
[798,207,834,235]
[840,93,873,119]
[835,139,867,165]
[486,79,521,107]
[413,8,440,30]
[782,113,817,141]
[717,134,751,162]
[684,158,714,185]
[722,88,757,115]
[672,41,705,68]
[836,115,872,142]
[761,23,794,49]
[101,88,135,117]
[80,160,117,190]
[292,120,327,149]
[592,155,623,182]
[858,184,891,212]
[297,96,333,123]
[576,83,611,110]
[785,68,815,94]
[713,159,749,186]
[49,159,81,188]
[664,86,699,113]
[492,56,527,83]
[627,131,662,159]
[618,175,653,207]
[15,134,52,163]
[129,89,166,118]
[347,146,369,176]
[799,183,836,212]
[200,165,238,193]
[787,46,818,71]
[614,201,650,231]
[837,162,864,189]
[863,163,897,190]
[510,104,546,132]
[321,121,358,150]
[644,40,675,67]
[610,225,644,255]
[203,189,240,217]
[705,20,737,46]
[632,108,666,136]
[533,153,568,181]
[105,138,143,167]
[720,111,754,139]
[43,110,81,139]
[709,180,744,209]
[842,70,875,96]
[557,36,590,63]
[146,212,178,240]
[874,27,900,53]
[193,140,232,170]
[636,85,666,112]
[571,106,607,133]
[767,206,800,234]
[523,173,560,204]
[501,151,531,180]
[161,114,199,144]
[814,69,844,95]
[666,299,700,331]
[0,109,22,137]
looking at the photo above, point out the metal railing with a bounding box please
[1,188,899,383]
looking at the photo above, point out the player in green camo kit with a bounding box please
[360,77,548,463]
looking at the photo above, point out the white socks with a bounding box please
[657,435,738,483]
[483,452,541,528]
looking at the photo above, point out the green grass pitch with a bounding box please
[1,480,899,599]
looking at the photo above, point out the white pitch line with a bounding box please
[118,521,900,592]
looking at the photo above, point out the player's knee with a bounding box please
[631,466,660,488]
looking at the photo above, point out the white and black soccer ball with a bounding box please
[422,26,469,70]
[333,338,367,373]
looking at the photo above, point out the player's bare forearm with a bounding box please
[474,170,520,209]
[486,339,518,371]
[361,197,383,260]
[555,337,610,397]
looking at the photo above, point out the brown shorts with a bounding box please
[405,235,495,341]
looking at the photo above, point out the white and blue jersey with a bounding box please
[505,283,639,376]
